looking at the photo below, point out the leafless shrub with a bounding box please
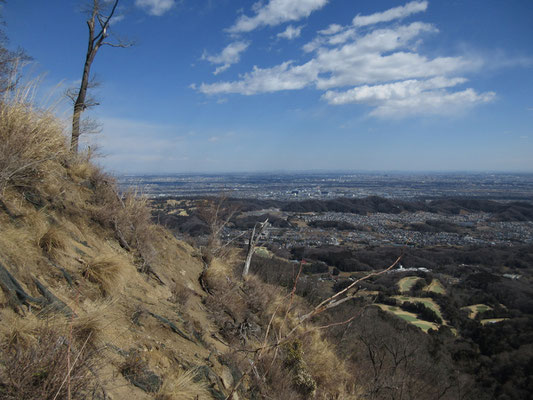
[0,326,99,399]
[196,194,239,261]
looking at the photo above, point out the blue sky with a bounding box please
[4,0,533,173]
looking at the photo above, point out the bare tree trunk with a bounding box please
[70,0,124,153]
[242,219,268,278]
[71,49,96,153]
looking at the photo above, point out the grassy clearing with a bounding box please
[375,304,439,332]
[462,304,493,319]
[392,296,445,322]
[397,276,422,292]
[424,279,446,294]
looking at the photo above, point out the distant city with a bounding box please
[118,172,533,201]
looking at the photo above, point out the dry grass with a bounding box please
[0,309,42,347]
[68,299,118,347]
[0,88,68,197]
[38,224,68,258]
[302,330,350,399]
[155,369,211,400]
[83,253,132,297]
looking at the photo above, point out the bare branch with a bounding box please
[101,41,132,48]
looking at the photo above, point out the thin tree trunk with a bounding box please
[70,0,122,153]
[242,219,268,278]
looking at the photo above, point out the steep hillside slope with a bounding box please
[0,96,354,399]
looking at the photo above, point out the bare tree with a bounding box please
[197,194,238,258]
[0,0,31,94]
[70,0,130,153]
[242,219,269,278]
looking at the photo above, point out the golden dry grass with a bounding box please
[0,309,43,347]
[0,88,68,196]
[38,224,68,257]
[303,330,349,395]
[84,253,133,297]
[155,369,211,400]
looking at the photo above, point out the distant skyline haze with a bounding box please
[4,0,533,173]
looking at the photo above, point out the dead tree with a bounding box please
[70,0,130,153]
[242,219,269,278]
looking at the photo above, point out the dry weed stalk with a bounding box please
[226,254,403,399]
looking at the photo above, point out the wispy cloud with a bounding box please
[198,1,494,118]
[353,1,428,27]
[110,14,125,24]
[202,41,250,75]
[135,0,175,16]
[277,25,303,40]
[228,0,328,33]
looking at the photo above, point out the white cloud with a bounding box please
[229,0,328,33]
[323,77,468,104]
[200,22,472,95]
[322,77,495,117]
[199,61,313,95]
[135,0,175,16]
[202,41,250,75]
[318,24,343,35]
[198,1,493,118]
[353,1,428,27]
[277,25,303,40]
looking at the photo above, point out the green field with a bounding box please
[424,279,446,294]
[462,304,493,319]
[392,296,445,322]
[375,304,439,332]
[397,276,422,292]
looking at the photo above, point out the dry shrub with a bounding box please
[119,191,158,264]
[301,330,351,399]
[0,326,99,399]
[203,259,250,328]
[86,174,159,270]
[0,90,68,197]
[85,168,121,224]
[84,254,132,296]
[38,225,68,257]
[155,369,210,400]
[68,157,98,183]
[169,282,194,306]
